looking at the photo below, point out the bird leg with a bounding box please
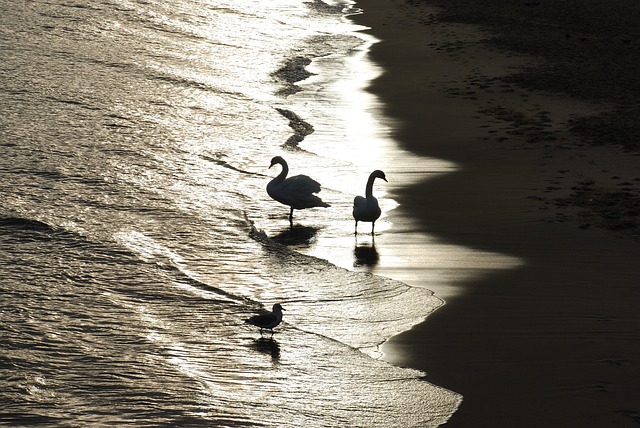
[354,220,358,235]
[288,207,294,225]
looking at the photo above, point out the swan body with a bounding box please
[245,303,285,336]
[267,156,330,223]
[353,170,387,234]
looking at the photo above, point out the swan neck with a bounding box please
[275,161,288,181]
[365,174,376,199]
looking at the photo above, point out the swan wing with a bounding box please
[267,175,329,209]
[280,174,322,195]
[353,195,366,217]
[353,195,381,222]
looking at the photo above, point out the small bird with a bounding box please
[267,156,330,224]
[245,303,285,336]
[353,170,387,235]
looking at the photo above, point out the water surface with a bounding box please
[1,0,462,425]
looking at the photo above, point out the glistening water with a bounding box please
[0,0,463,426]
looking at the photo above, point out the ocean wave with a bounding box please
[0,0,461,425]
[0,216,57,233]
[247,216,442,357]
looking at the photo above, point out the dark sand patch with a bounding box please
[350,0,640,426]
[426,0,640,152]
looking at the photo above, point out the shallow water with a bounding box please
[1,0,465,425]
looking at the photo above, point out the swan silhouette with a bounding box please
[353,170,387,235]
[245,303,285,336]
[267,156,330,224]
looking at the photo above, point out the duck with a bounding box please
[267,156,330,224]
[245,303,285,336]
[353,170,387,235]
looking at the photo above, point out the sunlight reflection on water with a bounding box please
[0,0,471,425]
[269,21,523,303]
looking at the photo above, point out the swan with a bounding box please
[267,156,330,224]
[245,303,285,336]
[353,170,387,234]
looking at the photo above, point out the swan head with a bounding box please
[269,156,286,169]
[372,170,388,182]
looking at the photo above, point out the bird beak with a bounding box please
[383,177,388,182]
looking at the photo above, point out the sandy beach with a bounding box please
[350,0,640,426]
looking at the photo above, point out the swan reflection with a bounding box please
[272,225,318,247]
[353,238,379,268]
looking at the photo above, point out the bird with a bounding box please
[353,170,387,235]
[245,303,285,336]
[267,156,330,224]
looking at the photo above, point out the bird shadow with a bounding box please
[271,225,318,247]
[353,237,379,268]
[250,337,281,360]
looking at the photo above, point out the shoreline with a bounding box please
[350,1,640,426]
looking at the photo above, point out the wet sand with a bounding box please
[350,0,640,426]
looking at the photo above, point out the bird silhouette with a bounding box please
[353,170,387,235]
[245,303,285,337]
[267,156,329,224]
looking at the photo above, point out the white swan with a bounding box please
[353,170,387,235]
[267,156,330,224]
[245,303,285,336]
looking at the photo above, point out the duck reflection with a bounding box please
[272,225,318,247]
[353,237,379,268]
[251,337,281,360]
